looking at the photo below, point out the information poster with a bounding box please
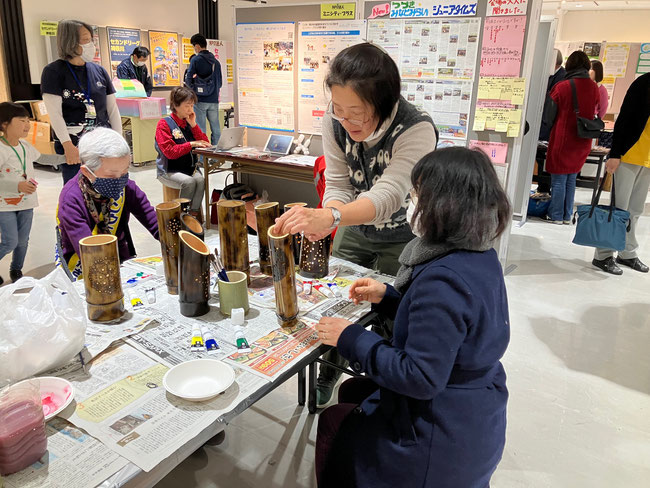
[108,27,141,78]
[92,26,101,65]
[297,20,366,134]
[583,42,601,59]
[479,15,526,77]
[206,39,234,104]
[148,31,180,87]
[182,37,194,64]
[469,139,508,164]
[602,43,630,78]
[486,0,527,16]
[390,0,478,18]
[637,43,650,74]
[236,22,295,131]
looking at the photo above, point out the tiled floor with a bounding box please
[6,163,650,487]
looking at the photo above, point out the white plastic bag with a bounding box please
[0,268,87,386]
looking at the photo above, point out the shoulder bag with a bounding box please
[570,79,605,139]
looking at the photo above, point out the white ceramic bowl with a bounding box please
[163,359,236,402]
[13,376,75,421]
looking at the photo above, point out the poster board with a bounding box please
[148,31,181,87]
[236,22,295,131]
[206,39,235,105]
[297,20,366,134]
[107,27,141,78]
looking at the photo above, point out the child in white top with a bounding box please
[0,102,40,285]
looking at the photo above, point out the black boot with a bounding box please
[9,269,23,282]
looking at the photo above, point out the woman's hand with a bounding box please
[17,180,37,194]
[274,206,334,236]
[190,140,211,149]
[349,278,387,305]
[316,317,353,346]
[187,110,197,128]
[605,157,621,174]
[62,141,79,165]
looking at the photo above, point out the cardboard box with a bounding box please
[23,121,51,147]
[30,100,50,124]
[33,141,55,155]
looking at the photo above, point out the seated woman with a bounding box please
[57,128,159,280]
[315,147,511,488]
[155,86,211,217]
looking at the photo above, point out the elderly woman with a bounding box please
[315,147,511,488]
[57,128,159,280]
[41,20,122,184]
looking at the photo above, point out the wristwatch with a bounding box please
[328,207,342,229]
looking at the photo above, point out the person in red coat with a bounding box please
[545,51,600,224]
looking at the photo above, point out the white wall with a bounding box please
[557,10,650,42]
[22,0,199,83]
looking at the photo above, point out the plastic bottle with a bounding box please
[0,380,48,475]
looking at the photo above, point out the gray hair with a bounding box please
[57,19,93,60]
[555,49,563,68]
[78,128,131,171]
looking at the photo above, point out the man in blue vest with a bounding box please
[116,47,153,96]
[185,34,222,145]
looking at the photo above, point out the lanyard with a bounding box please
[66,62,91,103]
[1,136,26,178]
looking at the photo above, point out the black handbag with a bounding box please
[570,79,605,139]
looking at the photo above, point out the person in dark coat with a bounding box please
[116,46,153,96]
[545,50,600,224]
[315,147,511,488]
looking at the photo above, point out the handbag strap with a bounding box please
[569,79,580,115]
[589,172,616,220]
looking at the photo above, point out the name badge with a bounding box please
[84,101,97,119]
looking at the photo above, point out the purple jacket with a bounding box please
[58,174,159,263]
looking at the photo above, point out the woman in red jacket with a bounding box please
[155,87,211,217]
[545,51,600,224]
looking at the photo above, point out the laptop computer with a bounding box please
[214,126,245,151]
[263,134,294,156]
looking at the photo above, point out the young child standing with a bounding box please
[0,102,40,285]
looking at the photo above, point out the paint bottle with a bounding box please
[0,380,47,475]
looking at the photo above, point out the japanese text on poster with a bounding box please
[469,140,508,164]
[108,27,141,78]
[182,37,193,64]
[637,43,650,74]
[390,0,478,18]
[321,3,356,19]
[237,23,295,131]
[603,43,630,78]
[148,31,180,87]
[206,39,234,104]
[486,0,527,16]
[40,21,58,36]
[479,15,526,77]
[298,20,366,134]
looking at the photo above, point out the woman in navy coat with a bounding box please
[315,147,511,488]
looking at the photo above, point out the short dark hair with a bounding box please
[326,43,401,133]
[169,86,197,112]
[411,147,511,248]
[132,46,150,59]
[190,34,207,49]
[565,51,591,72]
[0,102,29,132]
[590,60,604,83]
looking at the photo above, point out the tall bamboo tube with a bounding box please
[299,235,332,279]
[178,230,211,317]
[181,213,204,240]
[283,202,308,264]
[255,202,280,275]
[155,201,182,294]
[217,200,250,282]
[268,224,299,329]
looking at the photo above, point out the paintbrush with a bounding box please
[213,248,230,282]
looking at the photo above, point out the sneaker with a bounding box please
[316,378,336,408]
[563,220,572,225]
[592,257,623,275]
[9,270,22,282]
[542,215,563,225]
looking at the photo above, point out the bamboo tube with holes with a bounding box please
[79,235,125,322]
[156,201,182,294]
[268,224,299,329]
[178,231,211,317]
[217,200,250,282]
[299,234,332,279]
[283,202,308,264]
[173,197,191,214]
[181,213,204,240]
[255,202,280,275]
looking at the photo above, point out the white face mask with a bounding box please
[406,197,423,238]
[80,42,95,63]
[136,61,146,67]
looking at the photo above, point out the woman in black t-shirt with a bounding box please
[41,19,122,184]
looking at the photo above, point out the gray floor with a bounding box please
[5,163,649,488]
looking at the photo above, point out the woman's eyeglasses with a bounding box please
[326,102,369,127]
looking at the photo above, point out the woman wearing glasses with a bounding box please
[275,43,437,274]
[274,43,437,407]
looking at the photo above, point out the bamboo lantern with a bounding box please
[217,200,250,282]
[254,202,280,276]
[268,224,299,329]
[181,213,204,240]
[173,197,191,214]
[178,231,211,317]
[299,235,332,279]
[283,202,308,264]
[156,201,182,295]
[78,235,125,322]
